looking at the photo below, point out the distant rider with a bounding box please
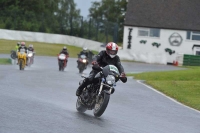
[60,46,69,56]
[77,47,89,67]
[27,44,34,52]
[78,47,89,58]
[18,42,27,53]
[18,42,28,65]
[58,46,69,67]
[76,42,127,96]
[16,42,21,51]
[27,44,35,63]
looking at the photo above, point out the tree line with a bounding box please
[0,0,127,43]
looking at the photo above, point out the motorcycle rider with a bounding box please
[12,42,21,64]
[16,42,21,51]
[59,46,69,66]
[28,44,34,52]
[76,42,127,96]
[60,46,69,56]
[77,47,89,67]
[17,42,28,65]
[27,44,35,63]
[78,47,89,58]
[18,42,27,53]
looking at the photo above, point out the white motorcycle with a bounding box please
[58,53,68,71]
[27,50,34,67]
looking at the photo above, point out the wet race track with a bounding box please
[0,55,200,133]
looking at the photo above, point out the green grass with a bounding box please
[0,39,98,58]
[127,66,200,111]
[0,58,12,65]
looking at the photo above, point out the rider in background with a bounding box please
[18,42,28,65]
[59,46,69,67]
[16,42,21,51]
[18,42,27,53]
[28,44,34,52]
[60,46,69,56]
[78,47,89,58]
[77,47,89,67]
[27,44,35,63]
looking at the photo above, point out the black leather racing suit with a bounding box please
[78,50,89,58]
[60,49,69,56]
[28,47,34,52]
[18,46,28,53]
[77,50,125,92]
[18,46,28,64]
[77,50,89,66]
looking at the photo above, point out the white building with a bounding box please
[122,0,200,65]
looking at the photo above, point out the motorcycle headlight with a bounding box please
[28,53,33,57]
[106,75,115,85]
[82,59,87,63]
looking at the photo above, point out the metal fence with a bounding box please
[0,10,119,44]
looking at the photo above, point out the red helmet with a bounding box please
[106,42,118,58]
[21,42,25,46]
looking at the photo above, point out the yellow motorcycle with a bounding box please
[17,49,27,70]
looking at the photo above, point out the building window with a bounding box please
[187,31,200,41]
[196,51,200,55]
[138,28,160,37]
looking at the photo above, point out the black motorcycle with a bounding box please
[76,65,127,117]
[10,50,17,59]
[77,54,88,73]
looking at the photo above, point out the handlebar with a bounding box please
[92,64,127,83]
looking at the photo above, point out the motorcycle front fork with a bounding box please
[96,82,104,103]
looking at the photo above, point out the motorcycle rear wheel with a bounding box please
[93,92,110,117]
[76,98,87,113]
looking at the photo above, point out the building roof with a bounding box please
[124,0,200,31]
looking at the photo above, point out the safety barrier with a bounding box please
[183,54,200,66]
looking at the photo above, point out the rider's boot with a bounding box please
[76,79,88,96]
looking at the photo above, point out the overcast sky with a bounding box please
[74,0,101,18]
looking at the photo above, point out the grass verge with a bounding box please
[127,66,200,111]
[0,58,12,65]
[0,39,98,57]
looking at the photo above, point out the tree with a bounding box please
[0,0,81,35]
[89,0,127,43]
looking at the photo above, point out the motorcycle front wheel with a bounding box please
[76,98,87,113]
[93,92,110,117]
[19,59,24,70]
[59,60,63,71]
[28,58,31,67]
[78,63,84,73]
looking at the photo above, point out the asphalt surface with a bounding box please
[0,54,200,133]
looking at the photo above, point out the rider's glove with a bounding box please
[120,72,127,83]
[92,61,98,65]
[120,72,126,77]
